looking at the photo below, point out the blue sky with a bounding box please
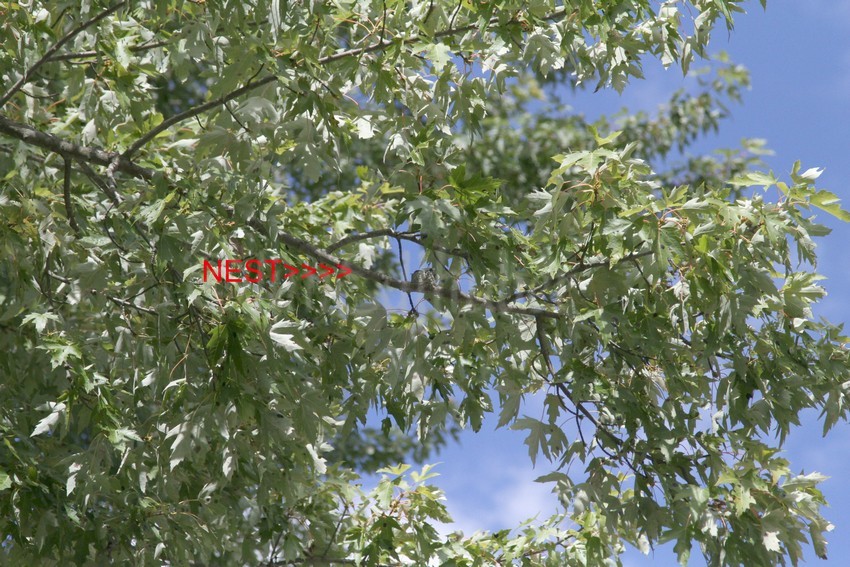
[422,2,850,565]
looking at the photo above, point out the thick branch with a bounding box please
[1,112,557,319]
[123,73,278,159]
[0,114,154,179]
[0,2,127,108]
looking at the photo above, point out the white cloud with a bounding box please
[437,457,563,537]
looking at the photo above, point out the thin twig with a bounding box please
[381,0,387,43]
[269,559,355,566]
[423,0,435,24]
[46,277,160,316]
[62,156,80,235]
[45,39,171,62]
[327,228,467,257]
[225,102,250,133]
[320,503,349,563]
[267,530,285,567]
[75,159,121,205]
[105,294,158,315]
[0,2,127,108]
[122,6,569,157]
[123,69,273,159]
[505,250,654,303]
[396,236,416,313]
[327,229,409,253]
[534,315,647,480]
[268,222,562,319]
[449,0,463,31]
[75,158,155,248]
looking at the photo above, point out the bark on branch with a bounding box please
[0,114,638,322]
[0,114,154,179]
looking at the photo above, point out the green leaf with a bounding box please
[0,470,11,492]
[810,190,850,221]
[728,170,777,188]
[269,320,303,352]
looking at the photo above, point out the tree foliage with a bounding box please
[1,0,847,565]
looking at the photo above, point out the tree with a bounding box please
[0,0,847,564]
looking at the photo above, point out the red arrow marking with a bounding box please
[301,264,317,278]
[317,263,334,279]
[283,263,299,279]
[336,264,352,279]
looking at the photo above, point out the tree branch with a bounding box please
[62,156,80,235]
[44,39,171,62]
[121,6,570,159]
[269,558,355,566]
[534,315,648,480]
[505,250,654,303]
[0,114,155,179]
[1,112,604,324]
[75,159,121,205]
[105,294,158,316]
[318,6,568,65]
[0,2,127,108]
[3,5,571,174]
[48,272,159,316]
[123,73,277,159]
[327,229,413,253]
[326,228,467,257]
[2,111,556,319]
[268,223,561,319]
